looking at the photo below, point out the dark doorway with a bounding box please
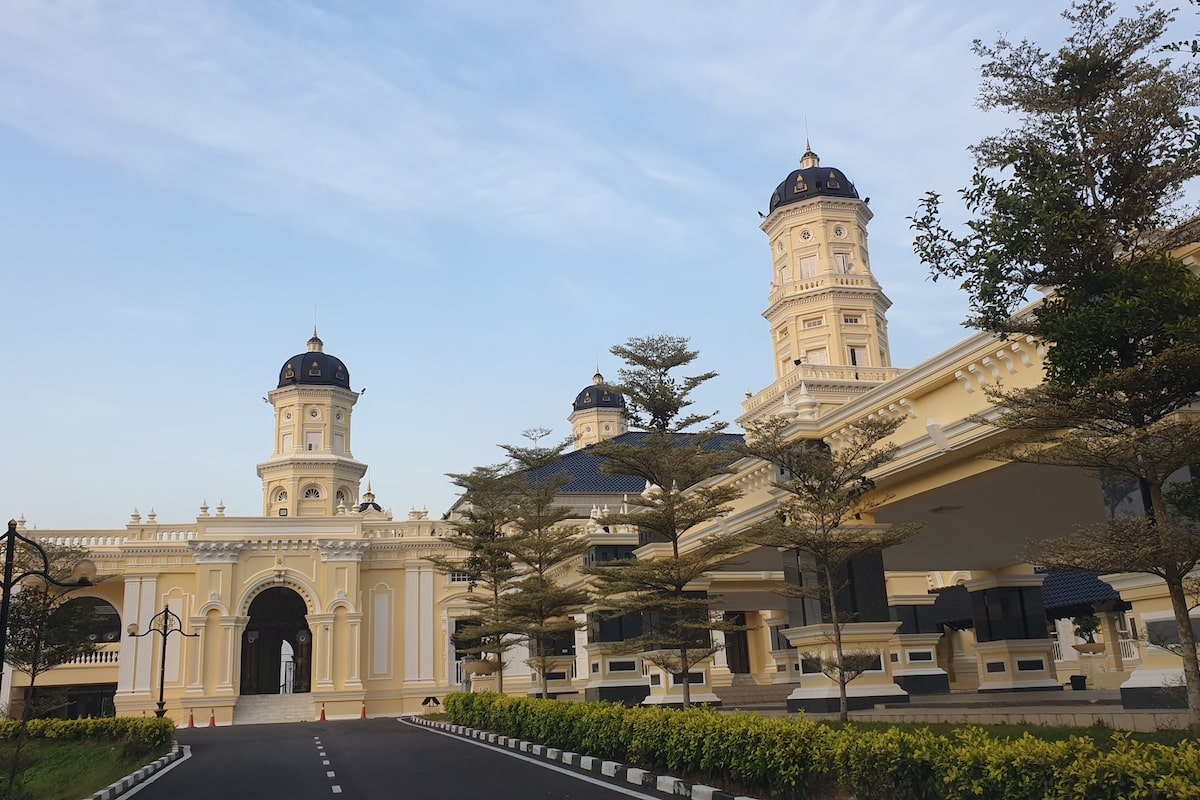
[724,612,751,674]
[241,588,311,695]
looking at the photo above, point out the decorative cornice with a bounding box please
[315,539,370,562]
[189,541,246,564]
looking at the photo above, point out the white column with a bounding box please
[419,566,434,681]
[117,576,159,695]
[712,629,729,670]
[574,617,588,684]
[404,564,420,680]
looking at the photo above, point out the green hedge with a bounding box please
[0,718,175,753]
[442,693,1200,800]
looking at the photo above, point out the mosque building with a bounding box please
[4,147,1191,721]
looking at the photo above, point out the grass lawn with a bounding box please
[0,738,171,800]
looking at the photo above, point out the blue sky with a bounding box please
[1,1,1177,529]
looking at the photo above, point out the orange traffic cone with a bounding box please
[360,701,366,720]
[319,703,326,721]
[187,709,195,728]
[208,708,216,727]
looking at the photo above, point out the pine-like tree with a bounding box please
[428,465,521,692]
[500,429,590,700]
[736,415,922,722]
[584,335,745,709]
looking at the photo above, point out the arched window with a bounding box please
[60,597,121,642]
[336,490,346,506]
[304,487,321,499]
[276,490,288,502]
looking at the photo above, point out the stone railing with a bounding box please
[63,646,120,666]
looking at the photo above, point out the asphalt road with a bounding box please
[133,717,655,800]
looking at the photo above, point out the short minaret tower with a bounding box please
[569,372,627,449]
[744,145,903,422]
[257,330,367,517]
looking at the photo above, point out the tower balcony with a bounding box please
[741,363,905,420]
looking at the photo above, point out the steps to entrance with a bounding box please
[714,676,795,710]
[232,693,314,725]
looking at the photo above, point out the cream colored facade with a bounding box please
[5,149,1196,720]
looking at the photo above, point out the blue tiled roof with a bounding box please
[524,431,745,495]
[1041,570,1124,615]
[931,570,1125,630]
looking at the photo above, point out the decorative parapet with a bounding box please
[315,539,370,562]
[743,363,906,417]
[189,541,246,564]
[36,535,125,549]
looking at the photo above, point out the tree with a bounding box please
[911,0,1200,350]
[499,429,590,700]
[1,543,97,797]
[736,415,922,722]
[429,465,521,692]
[583,335,745,709]
[910,0,1200,734]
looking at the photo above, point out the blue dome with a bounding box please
[573,372,625,412]
[768,148,859,214]
[277,332,350,390]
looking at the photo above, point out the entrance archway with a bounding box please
[241,587,311,695]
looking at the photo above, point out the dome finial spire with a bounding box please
[307,328,324,353]
[801,139,819,169]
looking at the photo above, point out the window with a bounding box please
[304,487,321,499]
[843,314,861,325]
[848,346,865,366]
[276,490,288,502]
[336,490,346,506]
[449,572,471,583]
[804,317,824,329]
[800,256,818,278]
[834,253,851,273]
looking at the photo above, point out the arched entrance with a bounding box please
[241,587,312,695]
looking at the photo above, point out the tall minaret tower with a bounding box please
[257,330,367,517]
[748,145,898,417]
[568,372,627,449]
[762,144,893,378]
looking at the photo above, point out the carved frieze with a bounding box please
[188,541,246,564]
[315,539,370,562]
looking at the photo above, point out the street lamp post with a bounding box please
[127,606,198,718]
[0,519,92,687]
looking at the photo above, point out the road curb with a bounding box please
[405,716,759,800]
[90,741,188,800]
